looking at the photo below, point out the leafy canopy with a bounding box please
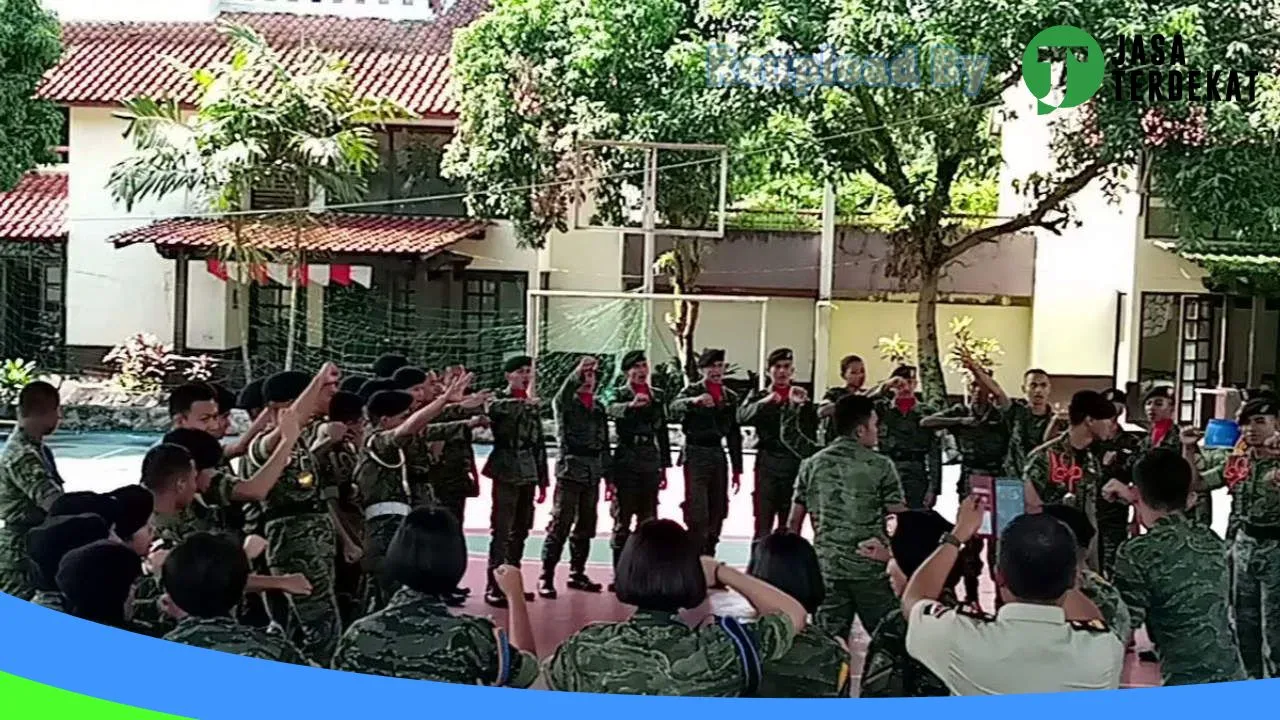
[0,0,62,191]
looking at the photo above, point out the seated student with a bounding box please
[1040,504,1132,645]
[56,539,145,632]
[545,519,807,696]
[332,507,539,687]
[108,485,156,557]
[903,497,1124,695]
[748,532,850,698]
[859,510,957,698]
[1111,449,1246,685]
[160,532,309,666]
[26,514,110,612]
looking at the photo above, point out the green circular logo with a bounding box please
[1022,25,1105,115]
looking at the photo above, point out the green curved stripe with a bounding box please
[0,671,190,719]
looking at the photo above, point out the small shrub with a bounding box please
[0,359,36,407]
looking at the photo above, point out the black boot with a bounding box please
[484,587,507,608]
[567,571,602,593]
[538,572,558,599]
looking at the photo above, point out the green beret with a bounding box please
[367,390,414,420]
[504,355,533,374]
[620,350,647,372]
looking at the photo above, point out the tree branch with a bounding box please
[853,88,914,206]
[943,161,1108,263]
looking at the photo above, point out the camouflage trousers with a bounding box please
[1231,532,1280,679]
[264,513,340,665]
[361,513,404,616]
[1095,498,1130,579]
[486,482,536,592]
[891,459,932,510]
[682,446,729,558]
[610,471,659,567]
[542,481,599,575]
[751,449,800,567]
[815,560,897,641]
[0,532,33,600]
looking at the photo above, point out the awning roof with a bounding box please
[0,173,67,242]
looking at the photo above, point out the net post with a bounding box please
[757,299,769,383]
[526,289,541,363]
[641,146,658,347]
[814,180,837,388]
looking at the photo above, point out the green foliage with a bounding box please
[0,0,62,191]
[946,315,1003,375]
[103,334,173,394]
[0,359,36,408]
[877,335,915,365]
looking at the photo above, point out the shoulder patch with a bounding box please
[955,603,996,622]
[1068,617,1110,633]
[922,601,956,619]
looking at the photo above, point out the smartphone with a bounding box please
[995,477,1026,537]
[969,475,994,537]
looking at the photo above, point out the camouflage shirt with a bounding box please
[1211,449,1280,530]
[1079,569,1131,644]
[248,423,328,516]
[937,404,1009,476]
[153,501,220,548]
[554,369,612,484]
[30,589,67,613]
[1024,432,1105,509]
[427,405,484,500]
[1003,400,1054,477]
[483,391,549,487]
[874,393,941,494]
[1112,513,1245,685]
[545,609,795,696]
[1140,428,1212,524]
[670,382,744,473]
[607,384,672,477]
[819,386,858,445]
[860,609,950,698]
[406,415,476,507]
[0,429,63,557]
[739,388,818,459]
[1198,444,1249,540]
[165,615,309,666]
[355,430,413,508]
[793,438,904,580]
[332,587,538,687]
[758,622,849,698]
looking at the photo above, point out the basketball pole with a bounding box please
[814,180,837,389]
[641,147,658,349]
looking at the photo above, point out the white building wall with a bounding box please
[41,0,217,22]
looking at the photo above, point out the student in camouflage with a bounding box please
[817,354,867,445]
[0,381,64,599]
[739,348,818,564]
[1092,389,1141,578]
[872,366,940,510]
[57,539,145,632]
[1001,369,1056,477]
[606,351,670,586]
[788,394,906,640]
[315,390,368,626]
[25,514,110,613]
[669,349,743,557]
[483,355,547,607]
[542,356,610,597]
[390,366,486,513]
[1111,449,1246,685]
[1040,504,1132,645]
[334,508,539,687]
[1140,386,1212,524]
[545,518,806,696]
[161,532,310,666]
[858,510,956,698]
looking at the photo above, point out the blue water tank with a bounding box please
[1204,418,1241,449]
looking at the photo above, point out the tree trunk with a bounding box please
[239,279,254,383]
[677,299,700,383]
[915,265,947,403]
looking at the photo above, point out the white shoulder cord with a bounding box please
[363,433,410,502]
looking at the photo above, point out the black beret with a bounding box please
[1244,388,1279,403]
[236,379,265,412]
[339,375,368,395]
[367,390,414,420]
[162,428,224,471]
[57,540,143,616]
[264,371,310,404]
[358,378,397,402]
[372,354,410,379]
[697,348,725,368]
[889,510,953,577]
[503,355,533,374]
[49,492,119,528]
[1144,385,1175,403]
[1041,503,1095,550]
[107,485,155,541]
[766,347,793,367]
[1240,397,1279,422]
[26,514,110,589]
[209,383,237,416]
[1101,388,1127,406]
[329,391,364,424]
[392,366,428,389]
[890,364,917,380]
[620,350,647,372]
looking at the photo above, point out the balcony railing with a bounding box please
[221,0,460,21]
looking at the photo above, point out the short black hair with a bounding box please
[264,371,309,404]
[49,491,119,528]
[749,532,824,614]
[997,514,1078,602]
[1024,368,1050,380]
[1068,390,1116,425]
[392,366,428,389]
[383,508,467,595]
[18,381,59,417]
[162,428,223,471]
[840,355,864,375]
[372,354,410,379]
[834,394,877,437]
[108,485,155,541]
[890,365,916,381]
[141,444,195,493]
[162,532,249,618]
[615,519,705,612]
[1134,448,1192,512]
[236,379,265,412]
[168,383,216,418]
[1040,504,1096,551]
[209,383,237,417]
[26,514,110,591]
[57,539,142,627]
[328,391,364,424]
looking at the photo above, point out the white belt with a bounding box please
[364,502,411,520]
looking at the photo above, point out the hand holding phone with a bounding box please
[969,475,994,537]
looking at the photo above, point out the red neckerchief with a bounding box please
[1049,449,1084,493]
[707,382,723,404]
[895,396,917,414]
[510,388,528,399]
[771,383,790,402]
[1151,419,1174,446]
[630,382,651,398]
[578,390,594,408]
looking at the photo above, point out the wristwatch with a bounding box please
[939,532,963,549]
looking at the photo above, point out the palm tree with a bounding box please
[108,23,405,378]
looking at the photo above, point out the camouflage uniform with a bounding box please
[819,386,857,446]
[405,414,477,511]
[354,429,414,615]
[1024,432,1106,569]
[424,406,485,526]
[1113,512,1246,685]
[606,384,670,569]
[30,589,67,613]
[1079,569,1131,644]
[332,587,539,686]
[873,393,940,510]
[246,425,341,665]
[860,609,951,697]
[318,438,364,627]
[1092,430,1142,577]
[758,623,850,698]
[739,389,818,559]
[0,429,63,599]
[670,382,742,557]
[543,369,611,579]
[483,391,549,594]
[1001,400,1053,478]
[794,438,904,639]
[545,609,796,695]
[937,404,1008,602]
[1218,450,1280,679]
[164,615,309,665]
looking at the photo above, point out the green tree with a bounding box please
[0,0,62,191]
[108,23,404,378]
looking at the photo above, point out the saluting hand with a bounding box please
[630,392,651,408]
[789,386,809,405]
[1180,426,1203,448]
[696,393,716,407]
[1102,479,1133,504]
[277,408,301,444]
